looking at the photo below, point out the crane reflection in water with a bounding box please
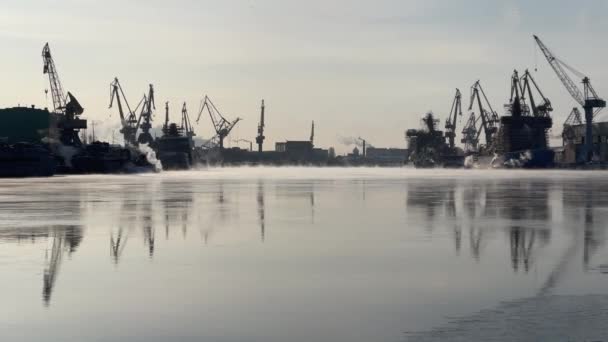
[0,172,606,310]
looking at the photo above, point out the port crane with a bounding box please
[42,43,86,146]
[196,96,241,150]
[256,100,265,153]
[181,102,195,138]
[109,78,139,146]
[136,85,156,145]
[507,69,553,119]
[469,81,499,147]
[520,70,553,118]
[564,108,583,126]
[445,89,462,149]
[508,70,527,117]
[534,35,605,162]
[461,112,479,152]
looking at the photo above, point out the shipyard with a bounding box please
[2,2,608,342]
[2,34,608,175]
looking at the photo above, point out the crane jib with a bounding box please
[534,35,586,106]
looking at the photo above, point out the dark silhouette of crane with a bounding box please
[136,84,156,145]
[181,102,195,139]
[109,78,139,146]
[564,107,583,126]
[461,112,479,152]
[196,95,241,150]
[468,81,499,147]
[534,35,605,162]
[256,100,265,153]
[509,70,526,117]
[506,69,553,119]
[520,70,553,118]
[42,44,66,113]
[42,43,86,146]
[445,89,462,149]
[310,121,315,146]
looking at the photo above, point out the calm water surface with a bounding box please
[1,167,607,342]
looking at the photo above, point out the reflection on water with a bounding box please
[258,181,265,242]
[403,178,606,274]
[0,169,607,341]
[43,226,83,306]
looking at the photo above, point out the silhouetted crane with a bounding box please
[136,85,155,145]
[508,70,527,118]
[42,43,85,146]
[256,100,265,153]
[196,96,241,150]
[109,78,139,146]
[445,89,462,149]
[534,35,605,162]
[468,81,499,147]
[565,108,583,126]
[520,70,553,118]
[461,112,479,152]
[181,102,195,139]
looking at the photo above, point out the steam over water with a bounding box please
[0,167,607,341]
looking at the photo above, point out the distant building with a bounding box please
[275,142,286,152]
[285,141,313,157]
[365,147,408,164]
[313,148,329,160]
[275,140,316,162]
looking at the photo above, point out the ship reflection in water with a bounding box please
[0,168,607,342]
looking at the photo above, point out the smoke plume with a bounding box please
[338,136,373,148]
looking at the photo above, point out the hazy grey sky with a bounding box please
[1,0,607,152]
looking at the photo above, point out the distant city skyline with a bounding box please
[1,0,607,153]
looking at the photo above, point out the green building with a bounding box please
[0,106,60,144]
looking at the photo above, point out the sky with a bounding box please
[1,0,608,153]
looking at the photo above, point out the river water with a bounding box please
[0,167,607,342]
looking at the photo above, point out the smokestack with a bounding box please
[363,139,366,158]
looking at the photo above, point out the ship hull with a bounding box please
[466,149,555,169]
[0,143,56,177]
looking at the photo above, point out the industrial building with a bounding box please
[342,146,408,166]
[560,122,608,164]
[274,141,329,163]
[365,147,408,165]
